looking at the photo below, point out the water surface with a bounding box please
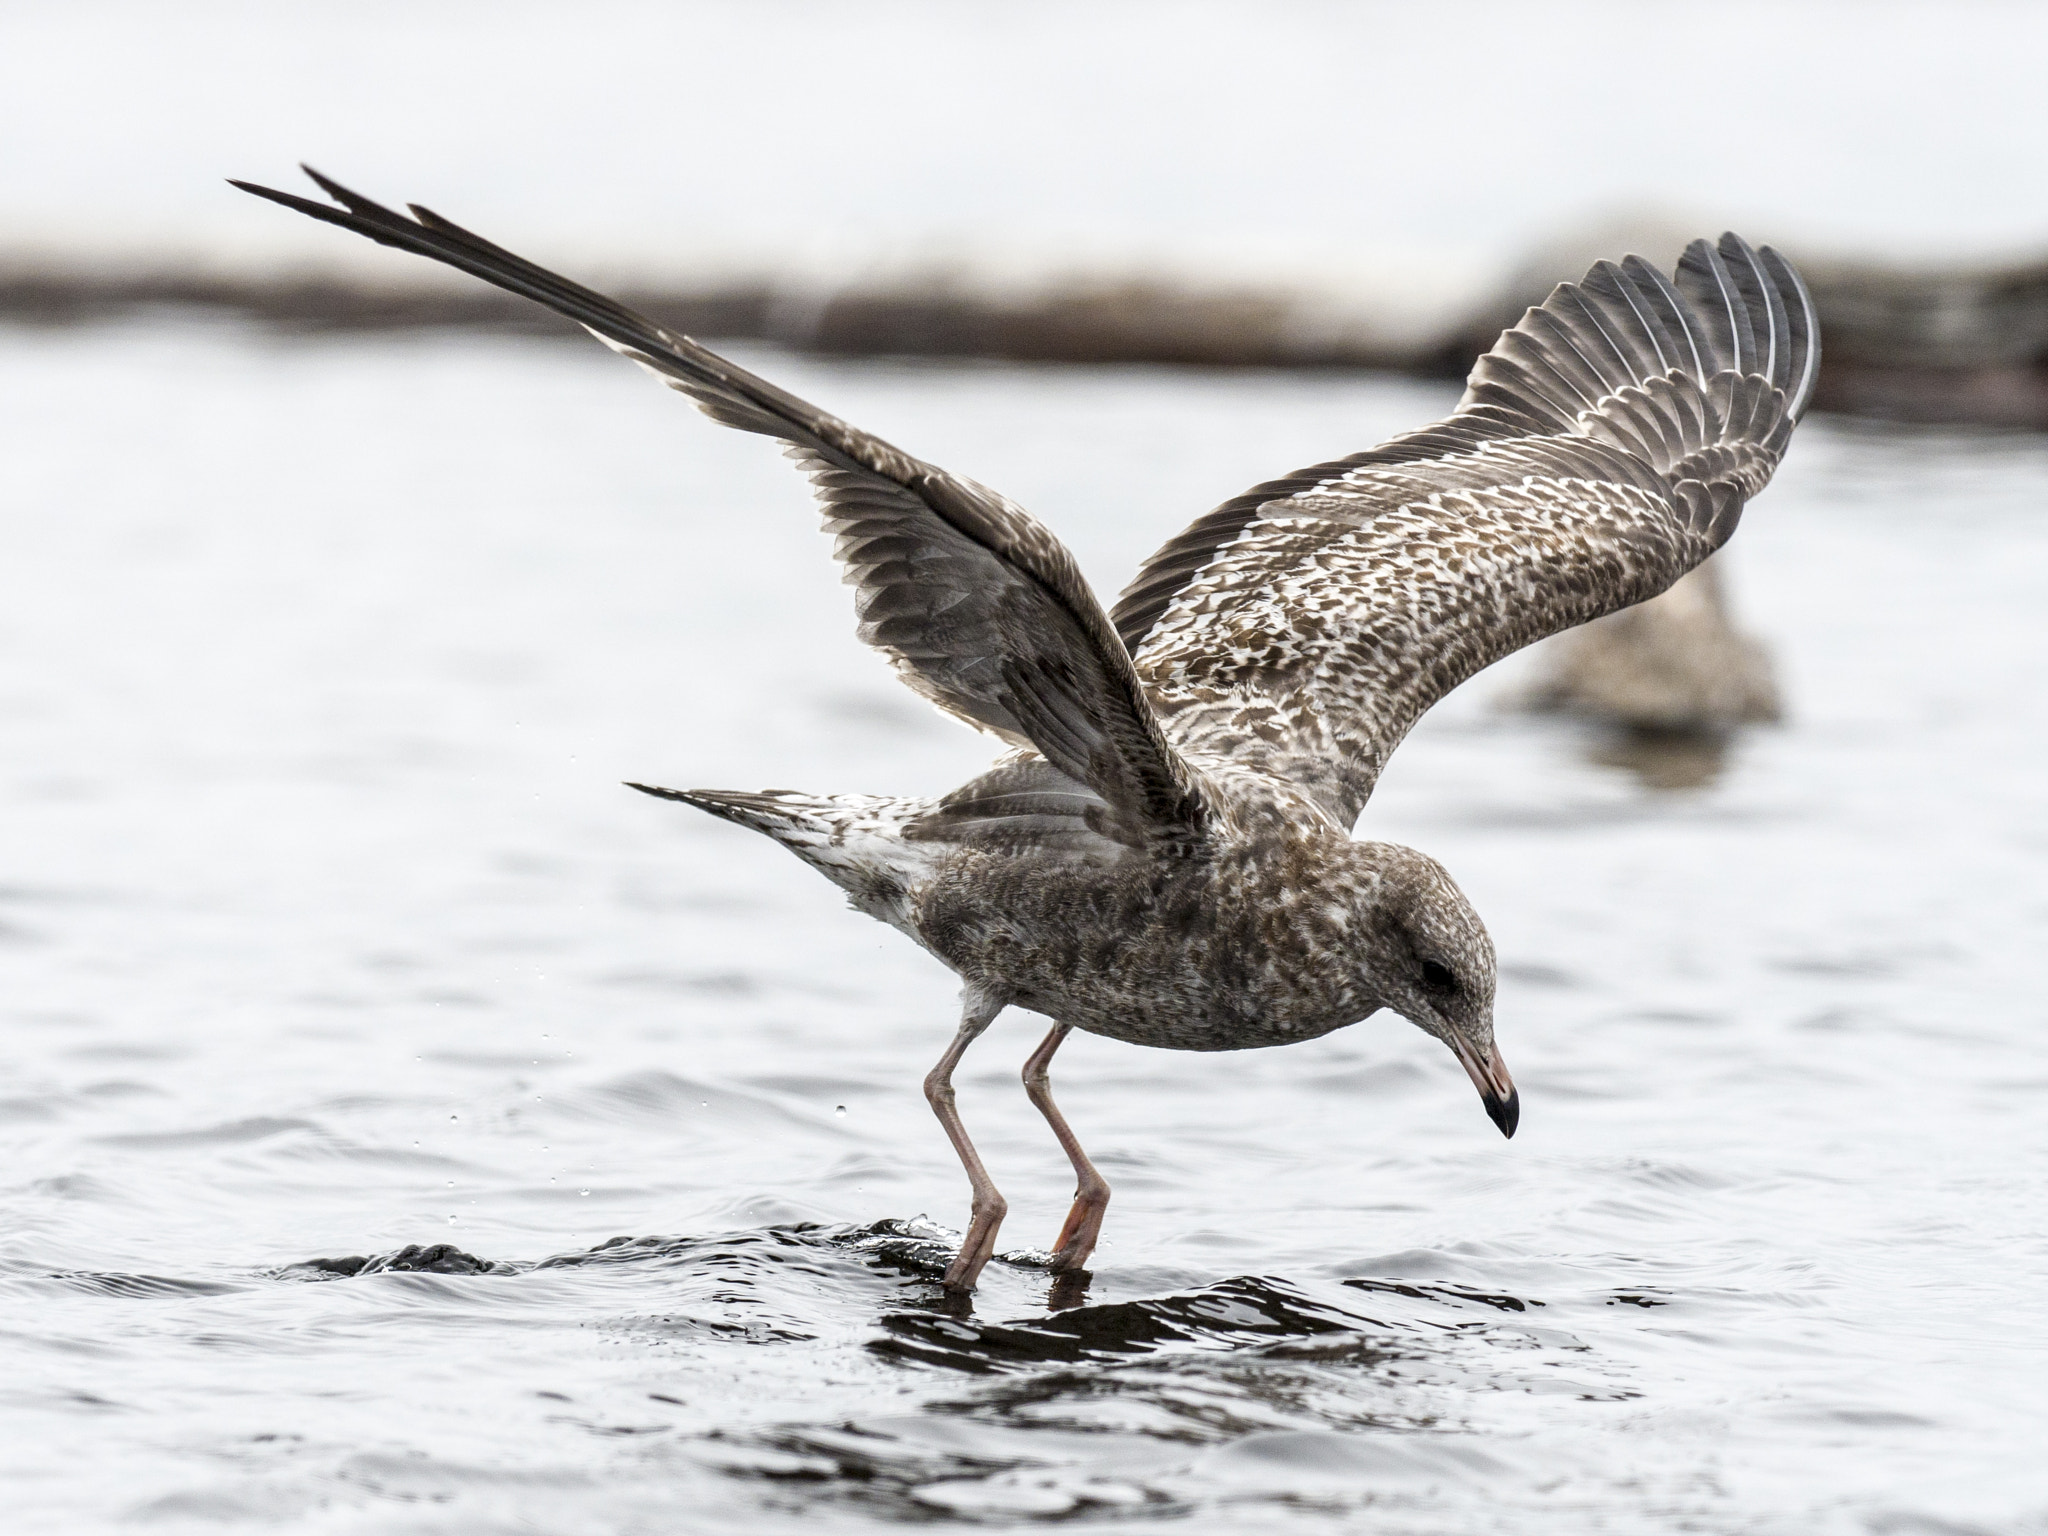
[3,323,2047,1532]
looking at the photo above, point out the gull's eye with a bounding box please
[1420,960,1458,995]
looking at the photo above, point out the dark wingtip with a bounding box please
[298,163,351,201]
[1485,1086,1520,1139]
[625,781,693,802]
[228,170,378,231]
[227,176,307,208]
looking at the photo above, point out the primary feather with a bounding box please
[229,168,1204,847]
[1117,234,1817,824]
[232,170,1811,841]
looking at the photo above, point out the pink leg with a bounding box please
[924,990,1007,1293]
[1021,1023,1110,1273]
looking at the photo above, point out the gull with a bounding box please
[1521,554,1783,734]
[235,169,1818,1292]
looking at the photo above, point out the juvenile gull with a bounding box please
[235,170,1819,1292]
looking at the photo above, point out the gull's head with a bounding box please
[1350,841,1516,1138]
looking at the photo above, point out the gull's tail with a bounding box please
[627,784,936,932]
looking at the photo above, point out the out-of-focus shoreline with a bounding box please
[5,243,2044,428]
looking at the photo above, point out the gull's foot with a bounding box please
[1047,1178,1109,1274]
[941,1196,1007,1292]
[1048,1243,1096,1274]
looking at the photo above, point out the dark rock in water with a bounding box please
[0,263,1418,373]
[1801,253,2048,428]
[7,217,2039,426]
[358,1242,511,1275]
[0,264,779,344]
[1515,557,1780,738]
[282,1242,514,1279]
[276,1220,970,1288]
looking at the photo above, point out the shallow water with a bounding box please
[4,322,2047,1533]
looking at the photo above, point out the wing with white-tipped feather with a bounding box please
[1114,234,1818,825]
[232,168,1206,844]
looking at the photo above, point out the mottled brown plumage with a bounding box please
[236,169,1817,1291]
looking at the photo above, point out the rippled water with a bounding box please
[4,322,2047,1533]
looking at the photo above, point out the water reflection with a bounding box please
[1584,726,1733,791]
[1047,1272,1094,1312]
[255,1221,1600,1522]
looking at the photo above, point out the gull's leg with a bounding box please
[1021,1022,1110,1273]
[925,988,1008,1293]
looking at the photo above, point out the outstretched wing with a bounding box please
[1114,235,1818,826]
[233,168,1205,844]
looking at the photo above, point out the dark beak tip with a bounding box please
[1486,1087,1520,1140]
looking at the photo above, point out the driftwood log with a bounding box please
[6,225,2044,429]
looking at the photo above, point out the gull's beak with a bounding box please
[1452,1038,1519,1139]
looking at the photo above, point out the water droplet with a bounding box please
[835,1105,847,1117]
[579,1189,590,1197]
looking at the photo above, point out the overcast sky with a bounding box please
[5,0,2045,285]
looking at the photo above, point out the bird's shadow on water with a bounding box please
[228,1220,1633,1521]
